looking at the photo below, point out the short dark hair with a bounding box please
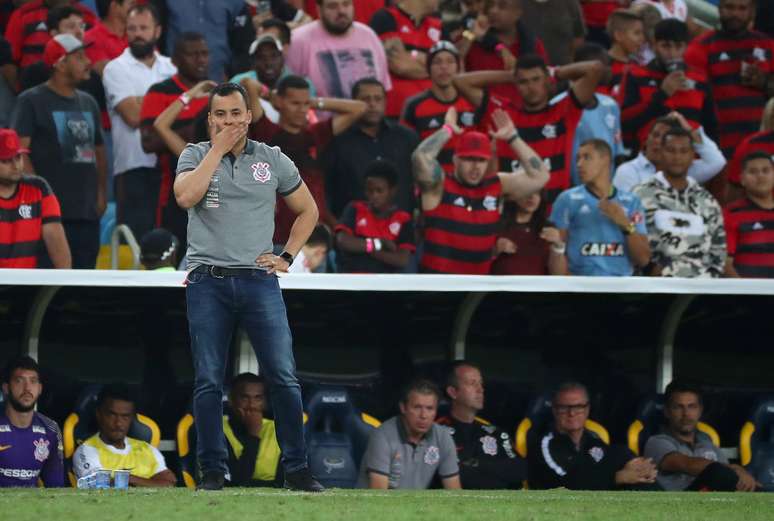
[364,159,399,187]
[96,0,126,19]
[573,42,608,64]
[128,3,160,25]
[173,31,206,58]
[351,77,385,99]
[552,381,589,405]
[400,379,440,404]
[47,6,83,32]
[261,19,291,45]
[230,372,265,393]
[580,138,613,161]
[445,360,480,390]
[3,356,40,384]
[208,82,250,112]
[661,126,693,146]
[515,53,548,73]
[664,381,703,406]
[96,384,135,410]
[307,223,332,249]
[276,74,309,96]
[654,19,690,43]
[606,8,643,38]
[742,150,774,171]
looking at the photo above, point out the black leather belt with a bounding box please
[193,265,263,278]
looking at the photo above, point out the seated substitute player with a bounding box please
[644,381,760,492]
[542,139,650,276]
[633,126,726,278]
[436,362,526,489]
[0,356,64,488]
[528,381,657,490]
[334,159,415,273]
[358,379,461,490]
[224,373,282,487]
[73,385,176,487]
[724,152,774,278]
[139,228,179,272]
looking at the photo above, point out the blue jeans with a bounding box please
[186,268,308,476]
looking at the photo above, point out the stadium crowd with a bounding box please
[0,0,771,277]
[1,355,765,491]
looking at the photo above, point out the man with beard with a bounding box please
[685,0,774,159]
[14,34,107,269]
[286,0,391,99]
[644,381,759,492]
[103,3,175,242]
[140,32,210,250]
[0,356,64,488]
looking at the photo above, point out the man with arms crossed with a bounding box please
[174,82,322,492]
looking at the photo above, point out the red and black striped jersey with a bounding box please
[370,6,441,117]
[685,30,774,157]
[724,197,774,278]
[618,61,718,151]
[4,0,97,67]
[0,175,61,268]
[597,58,629,98]
[140,75,208,223]
[421,173,502,274]
[727,130,774,185]
[401,90,481,173]
[482,89,583,203]
[335,200,415,273]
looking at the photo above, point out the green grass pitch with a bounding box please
[3,488,774,521]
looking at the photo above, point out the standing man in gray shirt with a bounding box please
[644,381,760,492]
[358,379,461,490]
[174,82,322,492]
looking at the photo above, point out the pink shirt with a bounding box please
[286,20,391,99]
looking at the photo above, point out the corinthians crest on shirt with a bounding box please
[581,242,624,256]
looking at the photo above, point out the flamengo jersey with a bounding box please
[550,185,647,276]
[483,90,583,203]
[724,198,774,278]
[370,6,441,117]
[685,30,774,157]
[0,411,64,487]
[335,200,415,273]
[0,175,62,268]
[597,59,628,98]
[421,174,502,274]
[618,62,717,150]
[727,131,774,185]
[401,90,481,173]
[4,0,97,67]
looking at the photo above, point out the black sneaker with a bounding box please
[197,471,224,491]
[284,468,325,492]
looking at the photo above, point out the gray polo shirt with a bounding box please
[357,416,459,489]
[644,430,727,491]
[176,139,302,269]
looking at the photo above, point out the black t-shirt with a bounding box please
[12,84,104,221]
[0,36,14,127]
[19,62,107,116]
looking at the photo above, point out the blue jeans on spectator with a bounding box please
[186,268,308,476]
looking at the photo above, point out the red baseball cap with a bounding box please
[43,34,91,67]
[455,131,491,160]
[0,129,28,160]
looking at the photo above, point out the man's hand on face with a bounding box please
[210,119,248,156]
[238,406,264,437]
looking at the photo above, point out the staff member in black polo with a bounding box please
[528,382,658,490]
[174,82,322,492]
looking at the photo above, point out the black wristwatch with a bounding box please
[279,251,294,265]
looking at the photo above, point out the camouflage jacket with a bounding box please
[633,172,726,278]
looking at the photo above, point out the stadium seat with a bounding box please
[627,395,720,455]
[739,396,774,490]
[515,393,610,458]
[303,386,380,489]
[62,384,161,487]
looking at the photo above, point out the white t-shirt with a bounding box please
[633,0,688,22]
[103,49,177,175]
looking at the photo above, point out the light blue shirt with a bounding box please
[164,0,246,81]
[550,185,647,276]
